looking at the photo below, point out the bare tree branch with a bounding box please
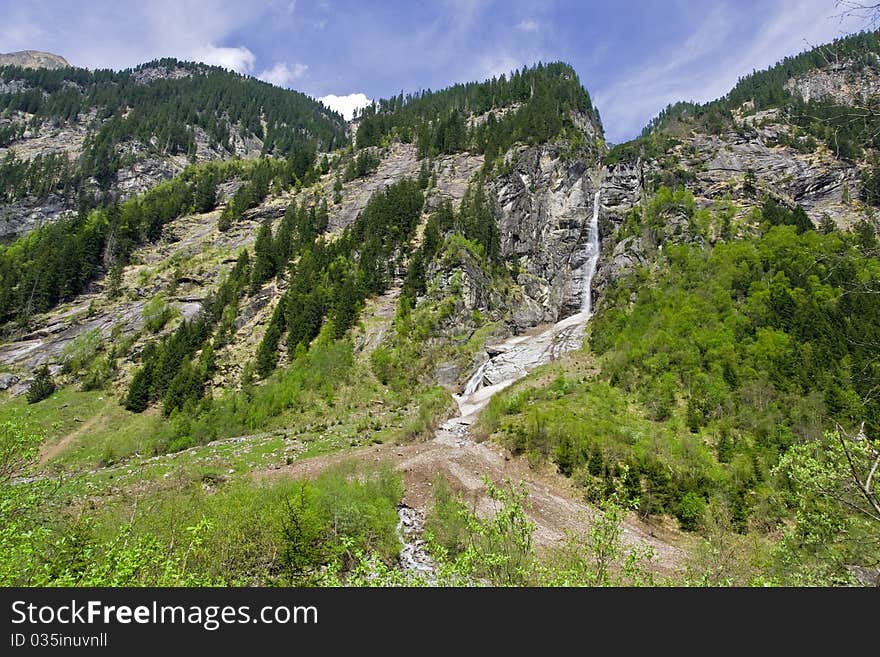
[836,422,880,521]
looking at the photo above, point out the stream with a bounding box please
[396,190,603,577]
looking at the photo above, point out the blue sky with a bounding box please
[0,1,869,142]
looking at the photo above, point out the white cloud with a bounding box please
[516,19,539,32]
[192,44,256,74]
[318,93,371,120]
[258,61,308,87]
[476,53,520,80]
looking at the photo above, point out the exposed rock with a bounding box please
[0,50,71,70]
[114,156,181,200]
[131,65,195,85]
[434,363,460,386]
[493,140,600,320]
[593,235,649,291]
[0,373,19,390]
[785,59,880,106]
[327,144,422,231]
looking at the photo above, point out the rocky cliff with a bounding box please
[0,50,71,70]
[494,143,600,325]
[592,54,878,303]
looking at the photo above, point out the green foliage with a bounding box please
[479,191,879,542]
[250,218,277,292]
[125,249,251,414]
[424,474,654,586]
[1,445,401,586]
[608,31,880,167]
[426,476,535,585]
[355,62,597,160]
[142,294,177,333]
[862,156,880,206]
[760,198,813,233]
[0,58,347,201]
[0,158,283,324]
[342,150,380,181]
[26,365,56,404]
[253,179,424,379]
[60,328,102,375]
[0,418,42,483]
[773,429,880,584]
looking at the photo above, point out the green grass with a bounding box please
[0,387,162,470]
[2,336,453,502]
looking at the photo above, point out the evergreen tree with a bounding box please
[255,304,285,377]
[250,219,276,292]
[26,365,56,404]
[192,170,217,213]
[124,365,152,412]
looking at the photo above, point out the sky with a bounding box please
[0,0,870,142]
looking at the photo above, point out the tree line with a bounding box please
[355,62,599,164]
[0,58,347,201]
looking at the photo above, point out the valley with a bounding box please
[1,32,879,586]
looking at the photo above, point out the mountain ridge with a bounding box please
[1,33,878,587]
[0,50,71,70]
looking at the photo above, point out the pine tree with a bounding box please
[274,205,295,273]
[192,169,217,213]
[250,218,276,292]
[218,206,233,232]
[418,160,430,189]
[255,314,283,378]
[26,364,56,404]
[332,269,361,339]
[124,365,152,412]
[254,326,281,378]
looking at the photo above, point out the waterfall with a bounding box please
[581,190,601,315]
[456,189,601,402]
[462,361,489,395]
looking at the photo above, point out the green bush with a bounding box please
[26,365,56,404]
[60,329,102,375]
[142,294,177,333]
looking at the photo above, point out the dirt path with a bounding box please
[257,421,688,577]
[40,412,102,463]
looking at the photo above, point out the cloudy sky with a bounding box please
[0,0,869,141]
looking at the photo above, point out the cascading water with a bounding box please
[581,190,601,315]
[462,361,489,395]
[404,187,605,577]
[457,188,602,404]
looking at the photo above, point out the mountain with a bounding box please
[1,35,878,587]
[0,58,347,239]
[0,50,71,70]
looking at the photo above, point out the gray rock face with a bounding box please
[114,155,181,199]
[593,235,649,292]
[131,65,195,85]
[692,131,859,219]
[0,197,76,242]
[433,362,460,386]
[785,59,880,106]
[493,142,600,321]
[0,373,19,390]
[0,51,71,70]
[327,145,422,231]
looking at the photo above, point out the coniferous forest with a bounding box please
[1,24,879,592]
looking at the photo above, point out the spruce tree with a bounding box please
[250,219,276,292]
[26,364,56,404]
[124,365,152,412]
[193,170,217,213]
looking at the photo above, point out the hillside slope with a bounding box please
[1,37,879,586]
[0,58,347,239]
